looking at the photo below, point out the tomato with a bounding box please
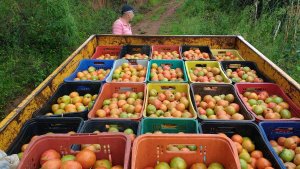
[75,149,96,169]
[41,159,61,169]
[40,149,61,165]
[256,158,271,169]
[60,160,83,169]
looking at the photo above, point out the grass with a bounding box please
[159,0,300,83]
[151,6,167,21]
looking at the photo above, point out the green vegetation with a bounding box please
[160,0,300,83]
[0,0,120,119]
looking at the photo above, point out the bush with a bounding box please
[159,0,300,83]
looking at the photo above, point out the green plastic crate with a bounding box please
[147,59,188,83]
[140,118,200,134]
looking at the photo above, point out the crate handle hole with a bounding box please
[118,87,134,92]
[161,124,177,129]
[228,64,241,69]
[161,86,176,90]
[218,51,227,54]
[94,62,105,65]
[166,144,197,152]
[195,64,206,67]
[161,64,172,67]
[203,87,218,91]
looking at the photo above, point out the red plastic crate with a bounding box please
[18,133,131,169]
[131,134,240,169]
[235,83,300,121]
[151,45,182,59]
[88,83,146,121]
[91,46,122,59]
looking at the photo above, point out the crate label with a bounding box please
[273,127,294,134]
[228,64,241,69]
[203,86,218,91]
[76,86,91,91]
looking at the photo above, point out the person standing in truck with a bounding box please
[112,5,134,35]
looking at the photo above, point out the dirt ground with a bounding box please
[133,0,184,34]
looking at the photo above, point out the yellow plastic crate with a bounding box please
[185,61,232,84]
[143,83,197,119]
[211,49,244,61]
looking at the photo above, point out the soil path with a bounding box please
[133,0,184,34]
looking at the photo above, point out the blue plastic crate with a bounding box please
[64,59,115,83]
[260,121,300,169]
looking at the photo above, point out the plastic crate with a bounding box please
[105,59,148,83]
[190,83,254,121]
[235,83,300,121]
[147,59,188,83]
[131,134,240,169]
[201,121,282,169]
[120,45,151,60]
[143,83,197,119]
[64,59,114,83]
[140,118,200,134]
[88,83,146,120]
[17,133,131,169]
[151,45,182,59]
[80,119,139,136]
[259,122,300,169]
[6,117,83,155]
[91,45,122,60]
[185,61,232,83]
[211,49,244,61]
[33,83,101,119]
[181,45,216,60]
[220,61,272,83]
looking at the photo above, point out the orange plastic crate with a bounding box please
[131,134,240,169]
[18,133,131,169]
[88,83,146,121]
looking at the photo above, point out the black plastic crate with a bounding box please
[120,45,151,59]
[190,83,254,121]
[33,83,101,119]
[220,61,272,83]
[6,117,83,155]
[201,121,282,169]
[79,119,139,135]
[181,45,215,60]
